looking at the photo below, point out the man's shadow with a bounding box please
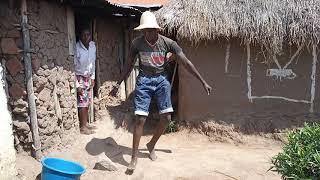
[85,137,145,167]
[85,137,172,168]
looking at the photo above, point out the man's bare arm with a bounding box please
[176,52,212,95]
[117,53,137,85]
[110,53,136,97]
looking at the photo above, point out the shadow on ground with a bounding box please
[106,92,163,136]
[85,137,172,167]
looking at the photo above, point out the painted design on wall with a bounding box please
[225,42,231,73]
[266,68,296,80]
[246,44,317,113]
[265,45,304,80]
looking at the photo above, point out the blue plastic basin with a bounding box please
[41,157,86,180]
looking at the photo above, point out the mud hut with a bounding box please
[156,0,320,134]
[0,0,167,162]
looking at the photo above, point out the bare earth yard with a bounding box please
[16,115,281,180]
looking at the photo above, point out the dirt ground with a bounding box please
[16,112,282,180]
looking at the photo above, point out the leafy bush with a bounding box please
[166,119,177,133]
[271,123,320,180]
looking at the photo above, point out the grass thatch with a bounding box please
[156,0,320,52]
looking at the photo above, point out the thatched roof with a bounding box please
[156,0,320,52]
[109,0,168,7]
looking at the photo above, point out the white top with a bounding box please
[74,41,96,87]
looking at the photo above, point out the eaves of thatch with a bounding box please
[156,0,320,52]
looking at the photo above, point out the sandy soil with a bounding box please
[16,115,282,180]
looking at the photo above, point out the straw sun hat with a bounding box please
[134,11,161,30]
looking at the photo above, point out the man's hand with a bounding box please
[90,79,95,88]
[77,87,83,96]
[203,82,212,95]
[109,83,120,97]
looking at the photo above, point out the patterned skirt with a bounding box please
[76,75,92,108]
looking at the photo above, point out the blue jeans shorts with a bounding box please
[134,74,173,116]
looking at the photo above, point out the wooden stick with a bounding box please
[213,170,239,180]
[66,7,75,56]
[88,19,98,124]
[12,23,21,27]
[1,59,9,99]
[53,80,62,120]
[89,87,94,124]
[171,62,178,87]
[44,30,59,34]
[21,0,42,160]
[94,95,108,103]
[310,44,317,113]
[246,42,252,102]
[93,18,101,99]
[124,29,131,98]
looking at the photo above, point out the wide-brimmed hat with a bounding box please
[134,11,161,30]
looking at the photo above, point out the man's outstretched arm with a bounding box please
[176,52,212,95]
[110,52,137,96]
[117,53,137,85]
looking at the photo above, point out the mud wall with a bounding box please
[0,3,17,176]
[92,16,132,128]
[95,17,123,110]
[0,0,31,152]
[179,39,320,134]
[93,17,142,127]
[94,17,140,109]
[0,65,17,179]
[28,0,78,152]
[1,0,78,153]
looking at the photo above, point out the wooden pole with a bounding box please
[89,19,98,124]
[66,7,79,127]
[124,28,131,98]
[21,0,42,160]
[53,72,62,121]
[1,58,9,99]
[171,62,178,87]
[94,19,101,99]
[89,88,94,124]
[119,21,126,101]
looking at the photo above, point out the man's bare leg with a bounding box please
[128,115,146,170]
[147,113,170,161]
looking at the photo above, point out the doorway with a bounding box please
[74,11,97,123]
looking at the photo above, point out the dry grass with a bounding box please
[156,0,320,53]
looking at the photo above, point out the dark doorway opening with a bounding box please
[74,10,97,123]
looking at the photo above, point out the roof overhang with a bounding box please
[62,0,143,16]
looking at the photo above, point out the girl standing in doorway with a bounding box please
[74,27,96,135]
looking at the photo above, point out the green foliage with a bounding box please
[166,120,177,133]
[271,123,320,180]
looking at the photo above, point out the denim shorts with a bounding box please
[134,74,173,116]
